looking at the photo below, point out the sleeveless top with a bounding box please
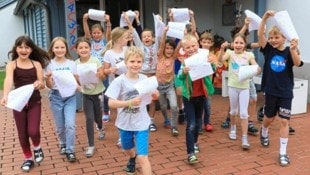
[13,60,41,102]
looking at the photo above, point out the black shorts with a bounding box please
[264,94,292,120]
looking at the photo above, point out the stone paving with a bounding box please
[0,90,310,175]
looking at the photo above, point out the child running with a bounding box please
[105,46,159,175]
[45,37,79,162]
[0,35,49,172]
[75,37,106,157]
[258,10,302,166]
[218,33,261,150]
[156,26,182,136]
[177,34,216,164]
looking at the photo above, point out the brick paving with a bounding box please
[0,90,310,175]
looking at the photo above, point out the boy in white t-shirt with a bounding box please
[105,46,159,175]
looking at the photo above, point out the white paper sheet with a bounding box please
[77,63,99,86]
[238,65,259,82]
[6,84,34,112]
[115,61,127,75]
[153,13,165,38]
[273,11,299,41]
[171,8,190,23]
[120,10,136,27]
[134,76,158,96]
[167,22,186,39]
[52,70,78,97]
[244,10,262,31]
[184,49,214,81]
[88,9,106,21]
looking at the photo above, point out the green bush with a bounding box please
[0,71,5,90]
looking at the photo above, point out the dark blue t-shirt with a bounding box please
[260,43,294,98]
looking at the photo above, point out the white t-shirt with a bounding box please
[103,46,128,83]
[46,59,77,90]
[105,74,151,131]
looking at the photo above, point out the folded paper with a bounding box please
[273,11,299,41]
[88,9,106,21]
[184,49,214,81]
[6,84,34,112]
[244,10,262,31]
[52,70,78,97]
[120,10,136,27]
[238,65,259,82]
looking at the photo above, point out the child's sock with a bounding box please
[280,137,288,155]
[261,126,269,137]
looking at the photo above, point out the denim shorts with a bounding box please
[119,129,149,155]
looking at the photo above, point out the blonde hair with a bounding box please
[48,37,72,59]
[181,34,198,47]
[268,26,284,37]
[124,46,144,63]
[101,27,128,56]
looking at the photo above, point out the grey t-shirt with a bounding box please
[105,74,151,131]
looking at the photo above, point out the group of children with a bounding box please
[0,8,302,174]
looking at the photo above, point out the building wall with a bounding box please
[0,2,24,67]
[266,0,310,102]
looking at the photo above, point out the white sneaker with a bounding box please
[85,146,95,158]
[229,130,237,140]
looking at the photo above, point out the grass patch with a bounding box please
[0,71,5,90]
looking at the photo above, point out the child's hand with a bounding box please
[45,71,52,78]
[130,96,141,106]
[83,13,89,20]
[290,39,298,51]
[104,14,110,22]
[182,67,190,74]
[263,10,275,19]
[33,80,43,90]
[0,96,7,106]
[244,17,251,26]
[151,90,160,101]
[134,10,140,20]
[208,54,217,64]
[189,9,194,17]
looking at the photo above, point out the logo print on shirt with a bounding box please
[270,55,286,72]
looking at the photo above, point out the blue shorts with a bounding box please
[264,94,292,120]
[119,129,149,156]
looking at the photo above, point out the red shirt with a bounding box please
[192,79,205,97]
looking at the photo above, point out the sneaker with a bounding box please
[33,148,44,164]
[171,127,179,136]
[260,128,270,147]
[98,129,105,140]
[229,130,237,140]
[248,122,258,135]
[289,126,295,135]
[188,153,198,164]
[241,137,250,150]
[59,145,66,155]
[85,146,95,158]
[205,123,213,132]
[164,120,171,129]
[279,154,290,166]
[221,117,230,128]
[123,157,136,175]
[149,123,157,132]
[66,153,76,162]
[102,114,110,122]
[21,160,34,172]
[194,144,200,154]
[178,112,185,124]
